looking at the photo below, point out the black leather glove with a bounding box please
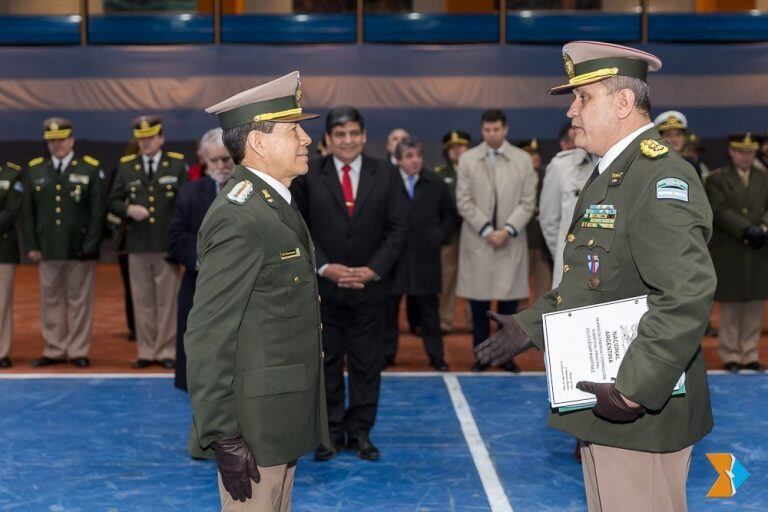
[474,311,535,366]
[575,381,646,423]
[743,224,767,249]
[211,435,261,503]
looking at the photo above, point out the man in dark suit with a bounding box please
[384,137,457,371]
[167,128,235,392]
[291,106,408,462]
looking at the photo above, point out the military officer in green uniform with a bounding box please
[22,118,104,368]
[186,71,328,511]
[475,41,716,511]
[705,132,768,373]
[0,159,22,369]
[109,116,187,369]
[435,129,471,333]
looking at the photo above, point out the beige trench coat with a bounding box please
[456,140,537,301]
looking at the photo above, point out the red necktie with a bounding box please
[341,164,354,216]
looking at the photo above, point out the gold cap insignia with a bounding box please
[745,133,753,144]
[140,119,150,130]
[563,52,575,79]
[49,121,59,131]
[295,79,303,108]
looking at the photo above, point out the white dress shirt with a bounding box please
[597,123,654,174]
[244,167,292,205]
[333,155,362,198]
[142,151,162,177]
[51,151,74,174]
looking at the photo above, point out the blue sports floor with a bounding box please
[1,373,766,511]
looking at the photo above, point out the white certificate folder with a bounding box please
[542,295,685,412]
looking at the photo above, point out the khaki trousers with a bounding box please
[718,300,764,365]
[0,264,14,359]
[217,463,296,512]
[580,443,693,512]
[38,260,95,359]
[128,253,180,361]
[439,242,471,330]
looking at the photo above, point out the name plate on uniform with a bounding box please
[68,174,89,185]
[158,176,178,185]
[280,248,301,260]
[542,295,685,411]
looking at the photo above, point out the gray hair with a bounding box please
[394,136,423,160]
[199,128,225,159]
[602,76,651,114]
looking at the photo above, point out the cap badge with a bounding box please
[563,52,575,79]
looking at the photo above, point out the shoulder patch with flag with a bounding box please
[656,177,689,202]
[227,180,253,205]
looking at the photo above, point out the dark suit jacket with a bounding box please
[291,154,408,305]
[167,175,218,392]
[390,168,458,296]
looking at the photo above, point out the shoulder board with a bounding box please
[166,151,184,160]
[28,157,45,167]
[227,180,254,205]
[83,155,100,167]
[639,139,669,159]
[5,161,21,171]
[120,154,137,163]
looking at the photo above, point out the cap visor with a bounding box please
[548,76,609,95]
[270,112,320,123]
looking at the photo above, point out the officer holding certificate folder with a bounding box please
[475,41,716,512]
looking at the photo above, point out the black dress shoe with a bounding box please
[741,362,766,372]
[314,439,344,461]
[348,436,380,461]
[31,356,67,367]
[160,358,176,369]
[132,359,153,369]
[0,357,11,368]
[723,362,740,373]
[500,360,521,373]
[429,357,449,372]
[71,357,90,368]
[471,361,488,373]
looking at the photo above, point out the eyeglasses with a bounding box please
[209,156,232,164]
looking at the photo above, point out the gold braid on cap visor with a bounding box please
[44,129,72,140]
[568,67,620,86]
[254,107,303,122]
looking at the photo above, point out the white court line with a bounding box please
[0,369,740,379]
[443,374,514,512]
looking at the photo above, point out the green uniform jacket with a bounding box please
[435,163,460,245]
[22,155,104,260]
[185,166,329,467]
[108,152,188,253]
[705,164,768,301]
[0,162,22,264]
[516,128,716,453]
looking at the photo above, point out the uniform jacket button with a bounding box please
[567,233,575,243]
[563,264,570,273]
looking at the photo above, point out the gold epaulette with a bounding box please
[28,157,45,167]
[5,161,21,171]
[166,151,184,160]
[83,155,100,167]
[640,139,669,159]
[120,154,137,163]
